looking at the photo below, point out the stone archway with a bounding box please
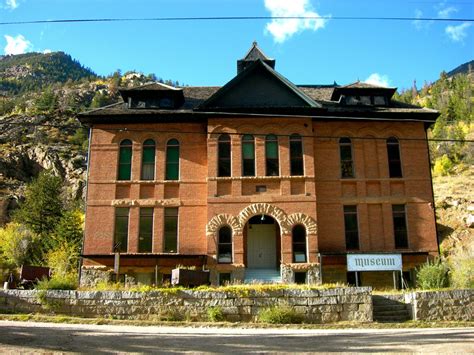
[286,213,317,235]
[206,213,241,238]
[238,203,289,233]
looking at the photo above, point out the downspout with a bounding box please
[425,128,441,256]
[78,126,93,284]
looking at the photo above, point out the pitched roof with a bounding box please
[241,41,273,61]
[198,59,320,109]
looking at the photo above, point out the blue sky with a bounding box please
[1,0,473,90]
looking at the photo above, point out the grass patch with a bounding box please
[0,313,471,329]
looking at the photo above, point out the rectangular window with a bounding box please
[242,139,255,176]
[340,139,354,178]
[392,205,408,248]
[114,207,129,252]
[344,205,359,250]
[164,207,178,253]
[138,208,153,253]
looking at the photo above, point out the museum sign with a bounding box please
[347,254,402,272]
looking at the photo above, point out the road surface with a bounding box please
[0,321,472,353]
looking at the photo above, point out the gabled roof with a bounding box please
[241,41,273,61]
[198,59,320,110]
[331,81,397,101]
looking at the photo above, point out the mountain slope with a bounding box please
[0,52,96,94]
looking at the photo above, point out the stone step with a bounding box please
[374,309,410,316]
[244,268,281,284]
[374,317,411,323]
[373,304,409,311]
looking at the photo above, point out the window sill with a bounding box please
[209,175,313,181]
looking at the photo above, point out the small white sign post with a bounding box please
[347,254,403,289]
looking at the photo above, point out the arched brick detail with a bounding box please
[286,213,318,235]
[238,203,289,234]
[206,214,241,237]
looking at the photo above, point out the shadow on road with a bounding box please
[0,324,472,353]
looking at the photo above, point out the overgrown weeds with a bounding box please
[258,306,304,324]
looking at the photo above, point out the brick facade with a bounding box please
[79,44,439,287]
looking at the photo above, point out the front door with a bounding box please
[247,223,277,268]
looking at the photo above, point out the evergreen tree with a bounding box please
[14,171,64,238]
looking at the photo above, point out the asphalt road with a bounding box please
[0,321,472,353]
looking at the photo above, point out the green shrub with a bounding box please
[258,306,304,324]
[36,274,77,290]
[416,259,450,289]
[207,306,224,322]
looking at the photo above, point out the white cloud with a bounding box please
[412,9,433,30]
[264,0,329,43]
[364,73,390,87]
[4,34,32,55]
[43,49,52,54]
[445,22,471,42]
[438,6,457,18]
[5,0,18,9]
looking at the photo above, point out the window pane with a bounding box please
[243,159,255,176]
[218,135,231,177]
[292,225,307,263]
[393,205,408,248]
[218,226,232,263]
[266,159,279,176]
[164,208,178,252]
[290,135,304,176]
[118,142,132,180]
[242,142,255,159]
[340,138,354,178]
[114,208,129,252]
[344,206,359,250]
[142,147,155,163]
[266,141,278,159]
[139,208,153,252]
[387,138,402,178]
[166,142,179,180]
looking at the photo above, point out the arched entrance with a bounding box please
[245,215,280,269]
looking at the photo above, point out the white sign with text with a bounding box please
[347,254,402,272]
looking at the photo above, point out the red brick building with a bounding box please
[78,43,439,287]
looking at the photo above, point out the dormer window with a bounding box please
[374,95,387,106]
[343,95,388,106]
[159,98,173,108]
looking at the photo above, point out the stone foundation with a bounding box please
[79,267,113,287]
[281,263,321,284]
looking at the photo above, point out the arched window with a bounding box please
[118,139,132,180]
[339,137,354,178]
[290,133,304,176]
[218,225,232,263]
[242,134,255,176]
[265,134,279,176]
[166,139,180,180]
[387,137,402,178]
[141,139,155,180]
[218,134,231,177]
[292,225,307,263]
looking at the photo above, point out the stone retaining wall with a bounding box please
[411,289,473,321]
[0,287,372,323]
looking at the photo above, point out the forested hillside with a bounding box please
[0,52,179,224]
